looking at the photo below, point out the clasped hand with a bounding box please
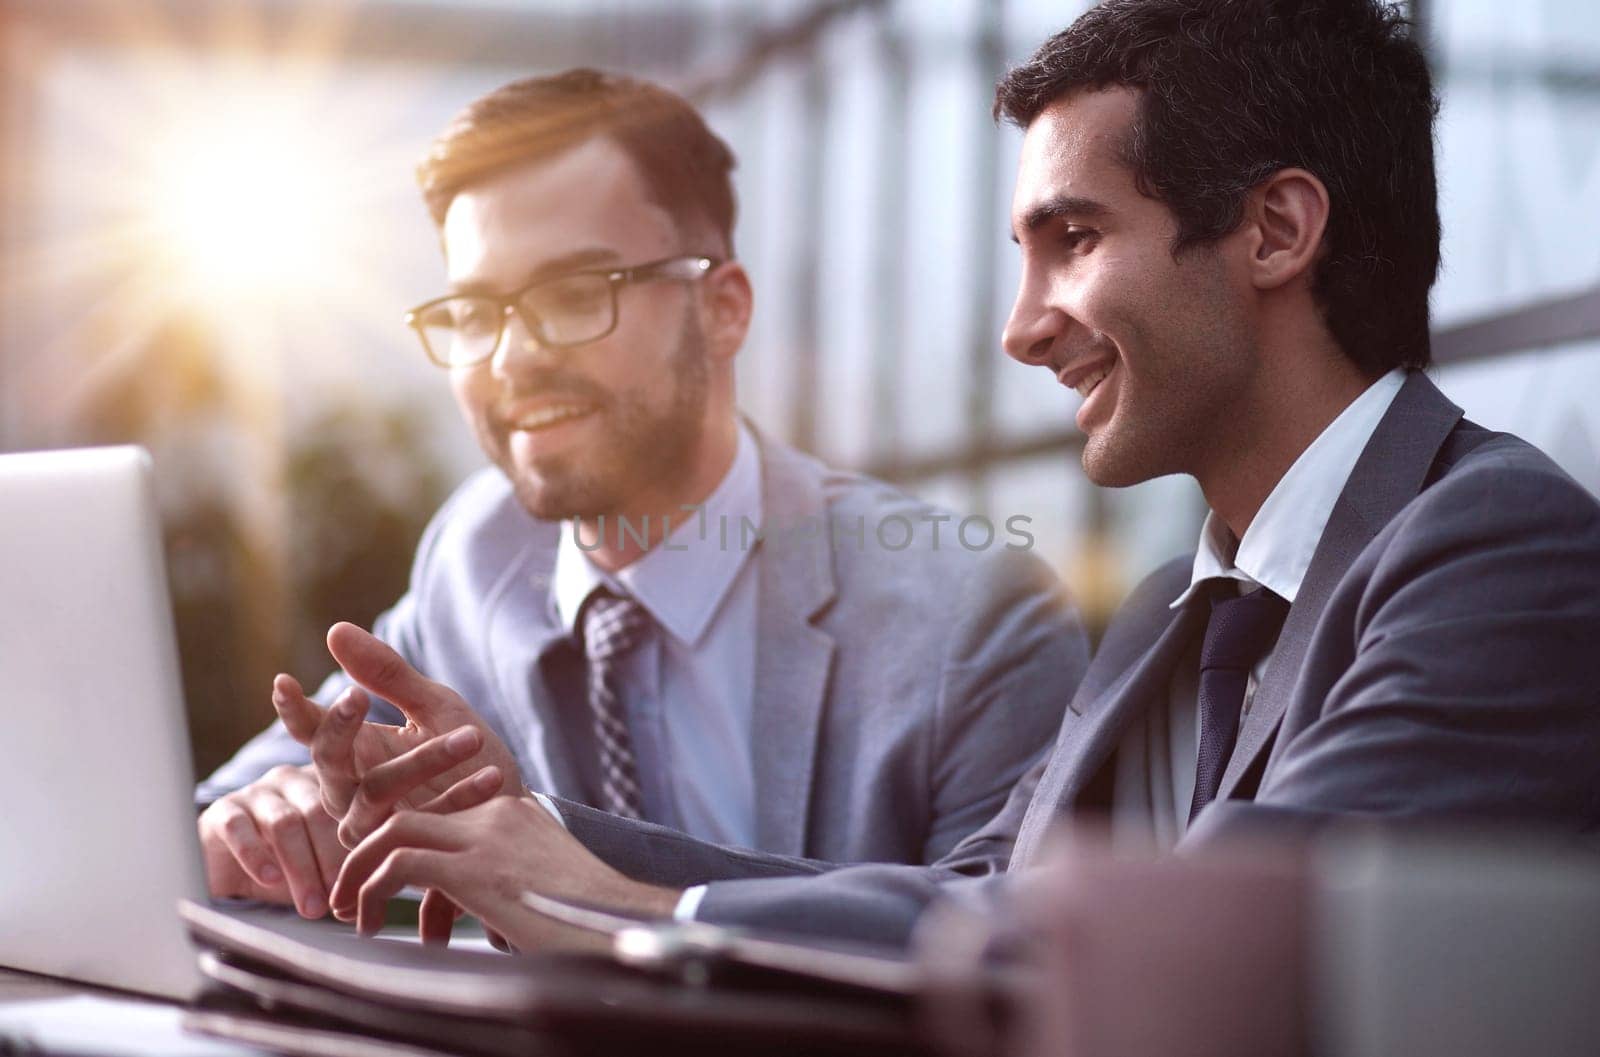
[271,622,521,849]
[273,622,678,948]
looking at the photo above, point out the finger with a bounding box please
[311,686,369,818]
[327,622,470,729]
[486,927,514,954]
[279,772,349,892]
[338,727,483,849]
[252,792,329,918]
[415,766,502,815]
[210,798,288,892]
[200,806,283,902]
[357,848,453,936]
[418,887,461,947]
[331,810,460,921]
[272,674,324,745]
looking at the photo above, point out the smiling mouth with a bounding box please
[1074,364,1113,398]
[509,402,599,432]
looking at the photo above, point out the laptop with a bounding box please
[0,445,207,1000]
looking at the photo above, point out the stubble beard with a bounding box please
[1079,404,1179,488]
[1082,253,1251,489]
[1080,355,1249,490]
[502,311,711,523]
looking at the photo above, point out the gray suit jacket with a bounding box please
[558,372,1600,946]
[199,430,1089,868]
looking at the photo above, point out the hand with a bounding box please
[272,622,523,847]
[199,761,503,919]
[330,790,682,950]
[413,889,516,952]
[197,764,345,918]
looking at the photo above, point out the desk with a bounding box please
[2,922,536,1057]
[0,924,490,1057]
[0,965,272,1056]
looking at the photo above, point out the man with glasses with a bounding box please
[195,69,1088,925]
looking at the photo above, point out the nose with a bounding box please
[1001,281,1065,368]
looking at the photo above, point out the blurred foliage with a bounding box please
[171,403,450,778]
[69,313,451,777]
[164,500,258,781]
[282,403,450,692]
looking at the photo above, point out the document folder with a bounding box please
[178,900,935,1057]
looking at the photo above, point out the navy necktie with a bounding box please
[1189,584,1290,823]
[578,587,651,819]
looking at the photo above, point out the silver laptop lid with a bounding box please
[0,445,206,999]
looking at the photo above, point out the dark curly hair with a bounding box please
[995,0,1440,375]
[417,68,737,255]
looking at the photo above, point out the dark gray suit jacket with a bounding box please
[558,372,1600,946]
[200,429,1089,869]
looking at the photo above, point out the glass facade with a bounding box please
[0,0,1596,762]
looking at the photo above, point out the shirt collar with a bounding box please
[1171,368,1407,609]
[553,420,763,646]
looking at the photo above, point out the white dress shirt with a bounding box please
[535,421,762,849]
[1112,369,1406,848]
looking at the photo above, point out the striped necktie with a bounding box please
[578,587,651,819]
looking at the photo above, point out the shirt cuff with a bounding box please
[674,885,709,922]
[529,791,569,830]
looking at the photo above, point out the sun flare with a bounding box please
[8,6,445,408]
[1,1,519,457]
[149,109,360,307]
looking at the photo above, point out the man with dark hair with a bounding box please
[194,69,1088,927]
[993,0,1441,378]
[296,0,1600,950]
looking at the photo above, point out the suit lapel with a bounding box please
[747,431,837,855]
[1217,371,1465,799]
[1011,592,1209,867]
[485,534,588,798]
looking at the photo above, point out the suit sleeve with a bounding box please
[559,792,979,946]
[921,548,1089,863]
[560,741,1057,948]
[686,760,1047,947]
[555,549,1085,945]
[1187,460,1600,841]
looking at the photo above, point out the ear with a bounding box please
[699,260,753,363]
[1243,168,1329,292]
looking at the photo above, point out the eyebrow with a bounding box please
[450,247,624,295]
[1010,194,1110,244]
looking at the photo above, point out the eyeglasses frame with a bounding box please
[404,254,722,368]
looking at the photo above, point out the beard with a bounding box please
[496,309,711,522]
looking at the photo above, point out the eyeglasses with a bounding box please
[405,255,720,368]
